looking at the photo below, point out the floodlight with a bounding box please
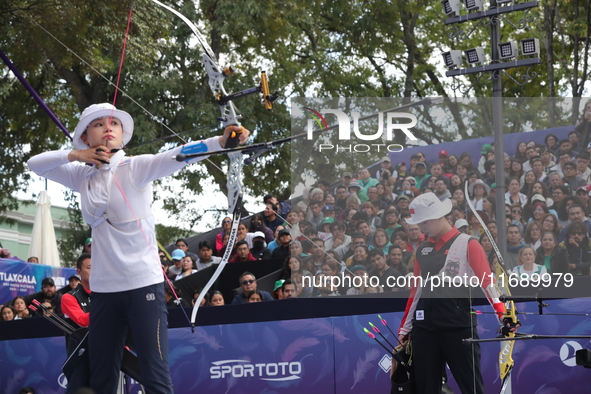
[463,0,483,11]
[464,47,485,65]
[520,38,540,56]
[498,41,518,60]
[442,50,463,69]
[441,0,461,16]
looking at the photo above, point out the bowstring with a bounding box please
[110,5,133,111]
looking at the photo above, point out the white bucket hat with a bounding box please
[73,103,134,150]
[468,179,490,195]
[406,192,452,224]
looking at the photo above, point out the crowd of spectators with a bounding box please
[1,277,65,322]
[3,101,591,314]
[155,104,591,302]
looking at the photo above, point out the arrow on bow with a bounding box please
[173,98,443,164]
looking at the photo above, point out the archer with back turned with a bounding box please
[397,192,518,394]
[27,103,249,394]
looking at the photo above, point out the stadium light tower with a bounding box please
[441,0,541,289]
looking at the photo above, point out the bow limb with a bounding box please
[189,149,244,330]
[189,189,242,329]
[151,0,242,137]
[151,0,245,195]
[151,0,217,60]
[464,183,517,393]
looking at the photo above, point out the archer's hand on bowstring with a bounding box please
[219,125,250,148]
[68,146,113,166]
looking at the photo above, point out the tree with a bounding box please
[1,0,589,262]
[1,0,291,260]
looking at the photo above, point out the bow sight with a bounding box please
[215,69,278,111]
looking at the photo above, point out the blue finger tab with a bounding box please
[180,142,207,162]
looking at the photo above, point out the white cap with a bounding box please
[531,193,553,207]
[454,219,469,228]
[406,192,453,224]
[253,231,265,239]
[73,103,134,150]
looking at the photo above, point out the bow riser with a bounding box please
[499,340,515,378]
[494,258,517,382]
[201,54,241,128]
[227,152,244,213]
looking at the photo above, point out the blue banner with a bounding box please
[385,125,573,167]
[0,258,76,304]
[1,298,591,393]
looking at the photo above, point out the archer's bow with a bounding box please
[150,0,275,330]
[464,183,518,394]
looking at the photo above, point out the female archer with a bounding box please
[397,193,510,394]
[27,102,248,394]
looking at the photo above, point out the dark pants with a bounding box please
[411,326,484,394]
[89,282,173,394]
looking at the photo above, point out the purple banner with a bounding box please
[0,259,76,304]
[1,298,591,393]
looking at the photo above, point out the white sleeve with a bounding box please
[26,150,85,192]
[130,136,222,187]
[399,285,422,336]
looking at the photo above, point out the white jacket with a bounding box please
[27,137,221,292]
